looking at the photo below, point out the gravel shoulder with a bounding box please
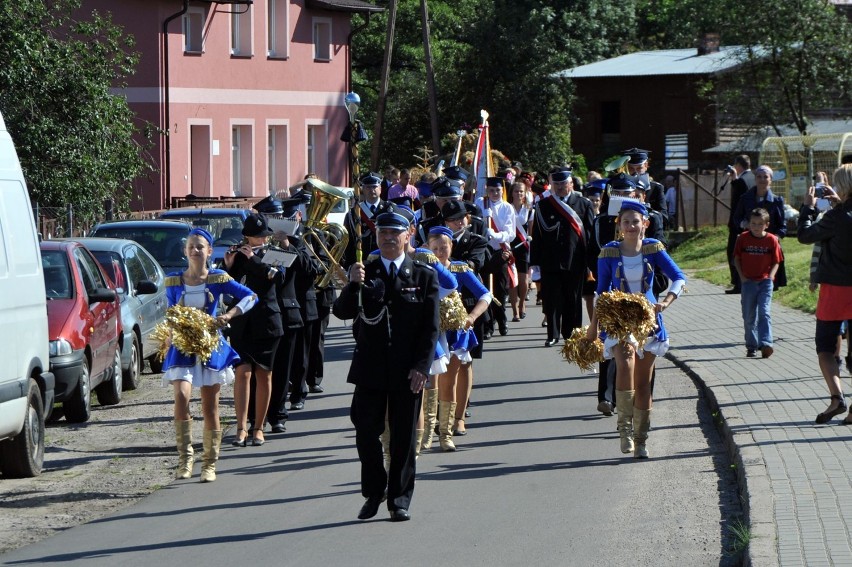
[0,365,228,555]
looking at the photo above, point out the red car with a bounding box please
[40,240,123,423]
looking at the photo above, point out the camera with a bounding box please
[814,183,826,198]
[724,165,736,175]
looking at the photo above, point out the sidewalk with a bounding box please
[664,278,852,567]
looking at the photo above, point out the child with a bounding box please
[734,208,783,358]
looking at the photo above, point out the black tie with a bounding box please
[388,262,396,280]
[370,204,377,215]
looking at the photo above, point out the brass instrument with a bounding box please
[301,178,350,288]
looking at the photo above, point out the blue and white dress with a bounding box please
[596,239,686,359]
[162,270,257,387]
[446,260,492,363]
[368,248,458,374]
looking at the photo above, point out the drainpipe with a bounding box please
[162,0,189,210]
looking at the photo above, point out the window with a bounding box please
[232,125,254,196]
[267,0,289,58]
[306,123,328,180]
[313,18,331,61]
[231,4,253,56]
[183,7,206,53]
[268,124,289,195]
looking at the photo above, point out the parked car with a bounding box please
[0,110,54,477]
[74,238,167,385]
[158,207,252,265]
[41,240,123,423]
[328,187,354,226]
[89,220,192,272]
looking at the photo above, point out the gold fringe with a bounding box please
[560,326,604,371]
[439,291,468,332]
[152,305,220,363]
[449,263,470,273]
[414,251,439,264]
[164,276,182,287]
[595,290,656,347]
[599,247,621,258]
[642,241,665,254]
[207,273,232,284]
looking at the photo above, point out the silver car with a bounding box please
[74,238,167,387]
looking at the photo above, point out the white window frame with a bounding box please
[183,6,206,54]
[231,4,254,57]
[267,121,290,196]
[231,121,255,197]
[267,0,290,59]
[306,120,328,180]
[312,17,332,61]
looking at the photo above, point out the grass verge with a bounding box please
[669,226,817,314]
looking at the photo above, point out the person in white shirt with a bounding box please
[475,176,516,336]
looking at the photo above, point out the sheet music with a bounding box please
[261,249,297,268]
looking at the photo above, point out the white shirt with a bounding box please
[381,254,404,277]
[475,197,515,250]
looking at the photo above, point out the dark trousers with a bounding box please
[726,228,741,290]
[289,322,315,404]
[541,270,583,341]
[307,312,330,388]
[351,386,422,511]
[482,251,509,331]
[597,359,615,404]
[265,328,298,425]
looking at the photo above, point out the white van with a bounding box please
[0,110,54,477]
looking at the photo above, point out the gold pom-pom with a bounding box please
[595,290,656,346]
[439,291,468,332]
[152,305,221,363]
[560,326,604,370]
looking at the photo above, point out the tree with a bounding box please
[0,0,154,224]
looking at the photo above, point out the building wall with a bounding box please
[571,75,718,176]
[83,0,353,211]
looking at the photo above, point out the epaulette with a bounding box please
[414,250,439,264]
[164,275,182,287]
[641,241,666,255]
[449,262,470,273]
[366,253,381,264]
[207,273,233,285]
[599,246,621,258]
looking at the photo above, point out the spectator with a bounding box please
[725,155,754,294]
[388,168,419,206]
[664,175,678,230]
[798,164,852,424]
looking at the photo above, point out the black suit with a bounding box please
[530,191,595,341]
[726,171,753,290]
[343,200,389,269]
[333,256,439,512]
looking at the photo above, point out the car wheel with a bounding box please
[64,358,92,423]
[96,348,123,406]
[0,378,45,478]
[122,335,141,391]
[147,355,163,374]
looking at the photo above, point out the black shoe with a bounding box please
[483,331,493,340]
[746,349,756,358]
[724,287,741,295]
[816,395,848,424]
[309,385,324,393]
[499,326,508,336]
[544,338,558,347]
[389,508,411,522]
[290,401,305,410]
[358,496,385,520]
[270,423,287,434]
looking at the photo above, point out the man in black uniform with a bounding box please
[529,166,595,347]
[343,172,388,270]
[333,209,439,522]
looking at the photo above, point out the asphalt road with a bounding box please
[0,304,742,566]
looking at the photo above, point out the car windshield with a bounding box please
[92,226,188,269]
[41,251,73,300]
[161,214,245,246]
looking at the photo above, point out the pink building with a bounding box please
[81,0,381,211]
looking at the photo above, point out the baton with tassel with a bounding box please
[344,93,364,312]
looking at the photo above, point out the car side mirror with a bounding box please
[88,287,117,303]
[135,280,158,295]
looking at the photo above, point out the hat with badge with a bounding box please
[432,176,463,199]
[375,209,411,231]
[622,147,651,165]
[279,196,303,218]
[549,165,573,183]
[359,172,382,186]
[442,200,468,221]
[444,165,470,182]
[607,173,637,193]
[255,195,284,215]
[385,202,415,226]
[242,212,274,237]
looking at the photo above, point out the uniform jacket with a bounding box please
[333,255,439,390]
[289,234,324,323]
[451,228,489,273]
[343,199,389,269]
[530,191,595,274]
[225,246,286,339]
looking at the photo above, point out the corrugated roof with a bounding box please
[306,0,384,13]
[555,46,751,79]
[704,119,852,153]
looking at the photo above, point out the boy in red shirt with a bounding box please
[734,208,783,358]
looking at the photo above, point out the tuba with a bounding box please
[301,178,350,288]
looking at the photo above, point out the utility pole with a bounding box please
[420,0,440,156]
[370,0,397,171]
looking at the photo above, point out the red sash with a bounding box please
[490,216,518,287]
[359,206,377,233]
[516,227,530,250]
[548,194,585,242]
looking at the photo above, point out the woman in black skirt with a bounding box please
[508,181,533,321]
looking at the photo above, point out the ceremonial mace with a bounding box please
[344,91,364,311]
